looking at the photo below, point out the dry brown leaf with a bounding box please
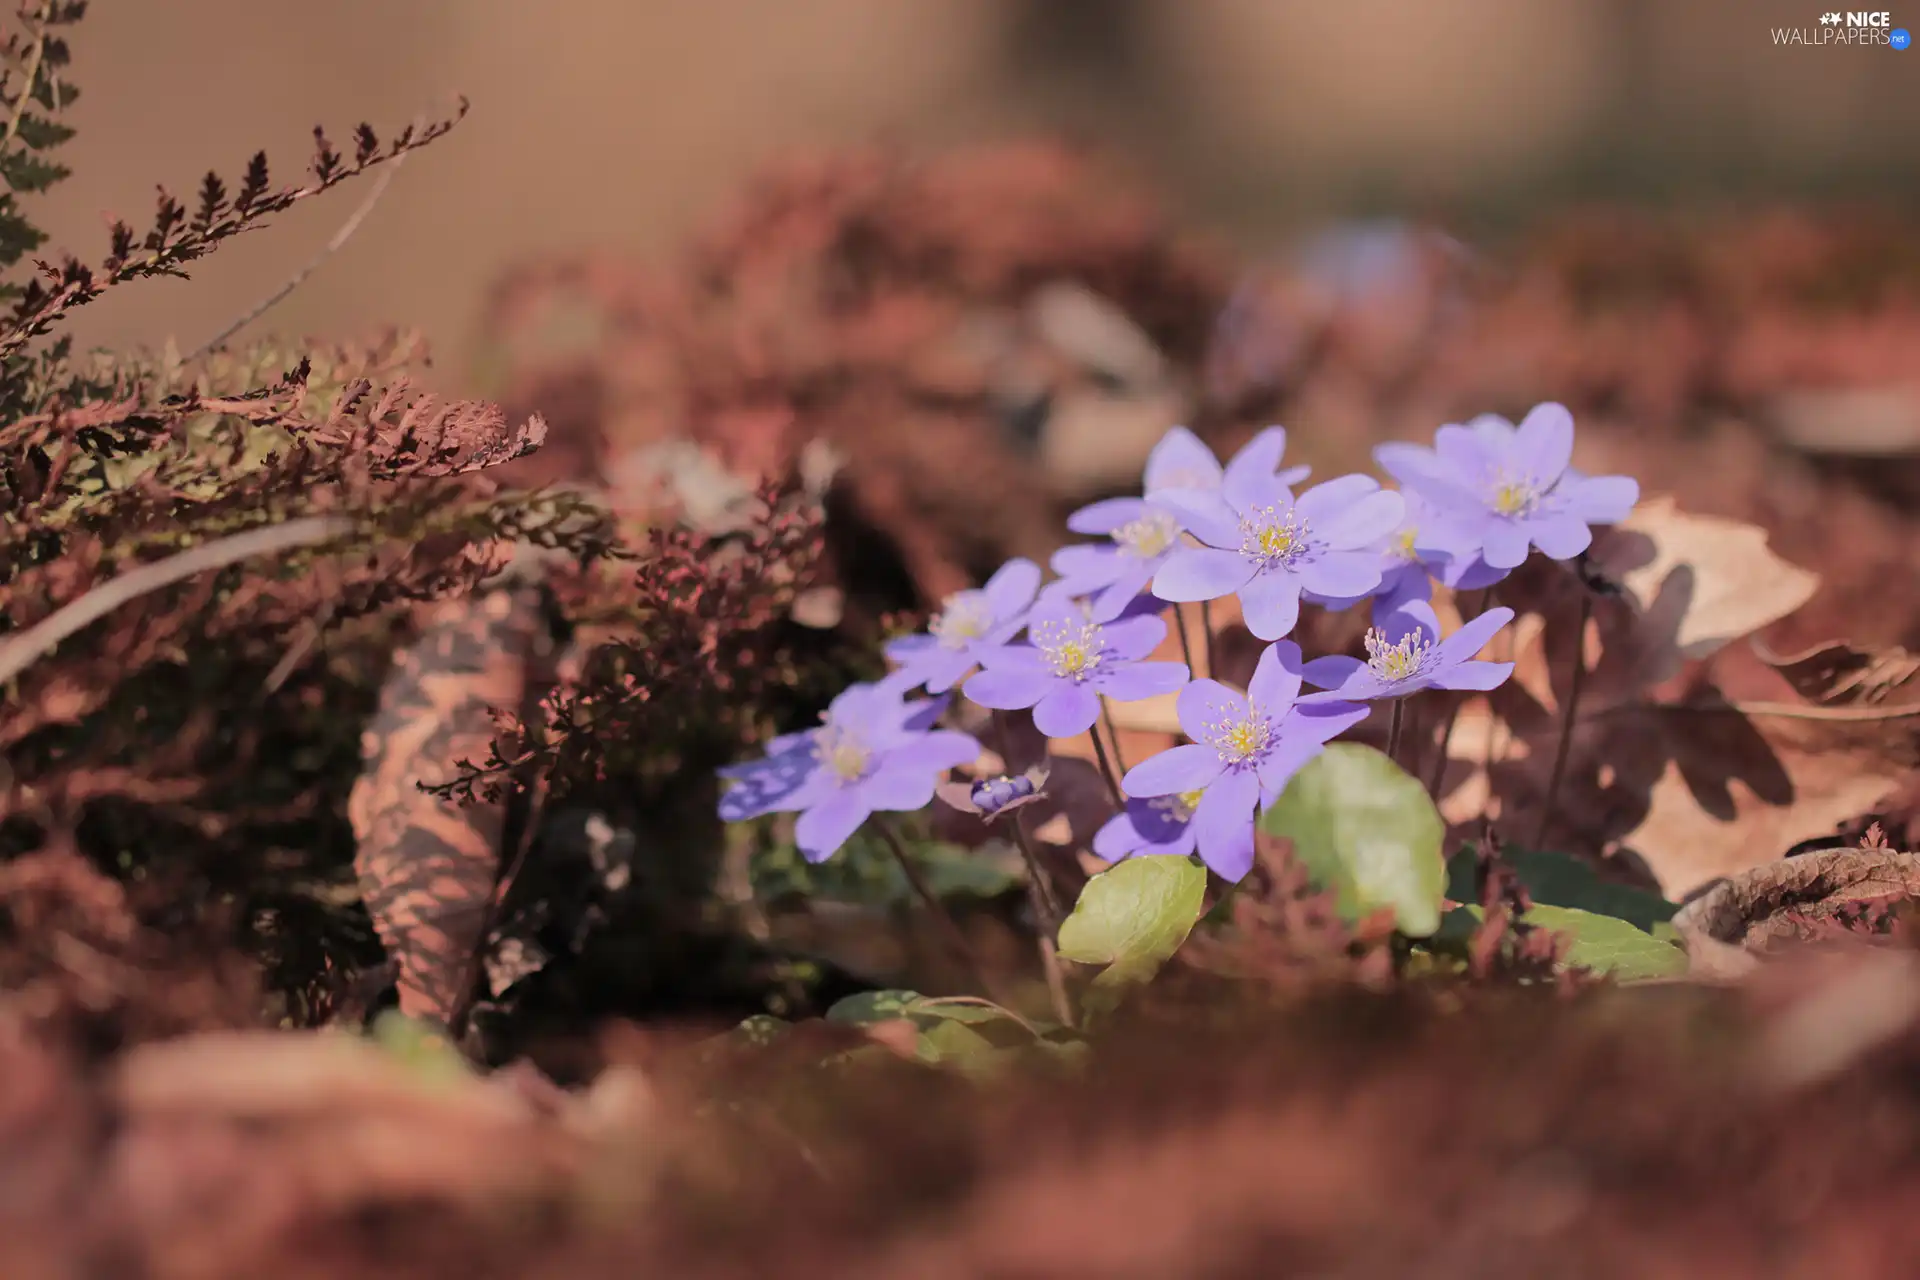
[1752,636,1920,707]
[1588,494,1820,663]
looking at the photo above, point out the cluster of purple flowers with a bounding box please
[719,404,1638,879]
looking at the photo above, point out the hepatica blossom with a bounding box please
[1374,403,1639,572]
[1120,641,1368,882]
[965,596,1189,737]
[1303,489,1480,624]
[884,558,1042,694]
[1143,423,1312,500]
[1151,446,1407,642]
[717,683,980,862]
[1300,600,1515,703]
[1092,791,1204,863]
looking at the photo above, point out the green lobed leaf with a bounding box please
[1522,905,1688,980]
[1260,743,1447,937]
[1056,854,1207,983]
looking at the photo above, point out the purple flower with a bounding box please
[884,558,1042,694]
[1048,498,1186,623]
[1299,600,1515,703]
[1091,792,1202,862]
[1373,404,1639,572]
[1150,446,1407,641]
[1142,423,1311,501]
[936,764,1050,821]
[964,596,1190,738]
[1304,490,1483,626]
[1118,641,1368,882]
[717,683,981,862]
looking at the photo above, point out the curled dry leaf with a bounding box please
[348,572,558,1026]
[1587,493,1820,663]
[1752,635,1920,708]
[1671,846,1920,981]
[1437,537,1916,901]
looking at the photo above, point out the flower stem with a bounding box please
[1088,720,1125,806]
[1173,603,1196,675]
[872,816,1006,1003]
[1386,698,1405,765]
[1004,816,1074,1028]
[1534,586,1593,851]
[1426,587,1491,798]
[1099,699,1130,776]
[1199,599,1216,679]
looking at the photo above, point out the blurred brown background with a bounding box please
[33,0,1920,381]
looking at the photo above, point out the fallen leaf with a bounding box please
[1751,635,1920,707]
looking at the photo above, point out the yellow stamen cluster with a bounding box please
[929,591,993,651]
[1202,701,1271,764]
[1154,788,1209,823]
[1364,626,1432,683]
[1238,504,1310,568]
[1115,509,1180,560]
[1491,477,1538,517]
[1033,617,1106,681]
[814,722,872,785]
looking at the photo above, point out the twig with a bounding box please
[1004,817,1074,1028]
[1173,603,1195,673]
[1386,698,1405,764]
[1099,699,1130,776]
[0,515,354,688]
[872,816,1008,1004]
[1,4,54,154]
[1534,588,1593,850]
[1426,587,1491,797]
[185,149,410,363]
[1087,721,1125,805]
[1200,598,1216,680]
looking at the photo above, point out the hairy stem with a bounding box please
[1386,698,1405,765]
[1005,817,1074,1028]
[872,816,1005,1003]
[1199,598,1216,680]
[1535,587,1593,850]
[1173,603,1196,673]
[1426,587,1492,798]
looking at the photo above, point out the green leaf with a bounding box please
[1057,854,1207,983]
[1523,905,1688,981]
[731,1014,790,1046]
[1260,743,1447,937]
[368,1010,470,1084]
[1445,846,1675,931]
[824,989,923,1026]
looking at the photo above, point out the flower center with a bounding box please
[1238,504,1311,569]
[814,724,873,786]
[1033,617,1106,680]
[1153,788,1208,823]
[1391,526,1419,561]
[1202,701,1272,765]
[1363,627,1432,683]
[1490,477,1539,518]
[1115,509,1180,561]
[929,591,994,650]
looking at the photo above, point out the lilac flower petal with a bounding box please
[975,644,1048,673]
[1466,412,1518,447]
[1223,464,1291,517]
[1089,563,1158,622]
[1314,489,1407,550]
[1277,463,1313,487]
[1237,572,1303,642]
[1097,660,1190,703]
[1229,425,1290,478]
[1033,683,1102,737]
[1122,742,1225,797]
[1527,512,1593,560]
[1222,427,1292,511]
[981,558,1043,617]
[884,632,937,664]
[1432,659,1514,692]
[1373,441,1450,488]
[1481,521,1532,570]
[1051,542,1123,586]
[1154,547,1257,603]
[1448,555,1513,592]
[899,694,953,733]
[1511,402,1574,485]
[795,789,872,863]
[1300,654,1365,690]
[1143,425,1224,494]
[963,668,1052,710]
[1431,606,1512,663]
[1091,809,1148,861]
[1557,473,1639,524]
[1153,489,1242,549]
[1290,698,1372,746]
[1066,497,1149,536]
[1294,474,1382,526]
[1247,638,1304,709]
[1175,678,1247,745]
[1296,549,1383,600]
[1255,733,1327,806]
[1381,599,1442,646]
[717,753,820,820]
[916,649,980,695]
[1192,768,1260,883]
[1101,612,1168,661]
[856,765,943,813]
[884,729,984,774]
[1433,423,1498,478]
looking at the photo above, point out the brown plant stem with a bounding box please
[1173,603,1196,673]
[1005,817,1074,1028]
[872,816,1005,1003]
[1386,698,1405,765]
[1426,587,1492,798]
[1535,587,1593,850]
[1199,598,1216,679]
[1087,720,1125,805]
[1099,700,1130,777]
